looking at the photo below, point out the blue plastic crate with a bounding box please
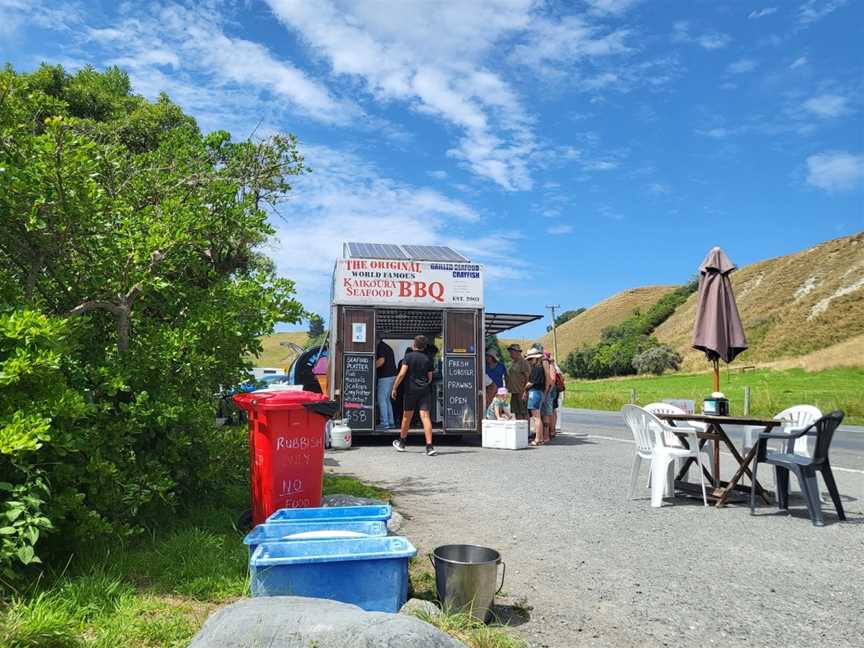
[243,520,388,557]
[250,536,416,612]
[266,504,391,524]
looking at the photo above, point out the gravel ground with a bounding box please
[325,411,864,648]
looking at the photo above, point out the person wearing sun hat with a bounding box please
[544,351,563,437]
[524,345,553,444]
[506,343,531,420]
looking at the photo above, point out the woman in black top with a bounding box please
[524,349,550,445]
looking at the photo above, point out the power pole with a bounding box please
[546,304,560,361]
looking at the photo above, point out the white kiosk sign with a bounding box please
[333,259,484,307]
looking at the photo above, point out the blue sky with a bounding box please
[2,0,862,338]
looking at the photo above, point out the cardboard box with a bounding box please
[482,419,529,450]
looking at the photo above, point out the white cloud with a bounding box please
[805,151,864,192]
[509,15,632,69]
[798,0,849,25]
[267,144,527,314]
[789,56,808,69]
[546,224,574,235]
[727,58,758,74]
[584,0,642,17]
[427,170,448,180]
[673,21,731,50]
[697,33,732,50]
[802,94,850,118]
[748,7,778,19]
[84,2,352,126]
[582,160,619,171]
[649,182,670,195]
[266,0,537,191]
[697,127,733,139]
[266,1,646,190]
[0,0,81,37]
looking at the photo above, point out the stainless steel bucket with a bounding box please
[431,544,505,623]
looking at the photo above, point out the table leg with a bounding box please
[712,426,720,489]
[714,427,770,507]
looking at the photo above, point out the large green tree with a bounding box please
[0,64,305,580]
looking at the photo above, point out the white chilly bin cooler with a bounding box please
[482,419,529,450]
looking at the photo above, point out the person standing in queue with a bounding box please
[391,335,437,456]
[524,346,552,445]
[506,344,530,420]
[375,338,397,430]
[485,351,506,389]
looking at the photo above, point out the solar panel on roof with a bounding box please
[402,245,469,262]
[345,242,468,262]
[346,242,409,260]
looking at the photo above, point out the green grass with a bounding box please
[0,470,397,647]
[564,366,864,424]
[408,560,527,648]
[322,474,391,502]
[0,484,249,648]
[416,609,528,648]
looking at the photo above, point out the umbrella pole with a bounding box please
[712,358,720,393]
[712,357,721,488]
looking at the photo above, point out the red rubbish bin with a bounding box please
[233,390,336,526]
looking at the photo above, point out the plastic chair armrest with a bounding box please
[666,425,699,434]
[662,425,698,447]
[668,425,698,435]
[758,429,807,440]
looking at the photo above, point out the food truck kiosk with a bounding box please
[329,242,541,436]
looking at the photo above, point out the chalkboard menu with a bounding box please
[343,353,374,430]
[443,356,477,430]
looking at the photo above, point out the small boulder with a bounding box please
[189,596,467,648]
[387,510,404,534]
[400,598,442,618]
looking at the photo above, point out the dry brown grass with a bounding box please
[760,333,864,371]
[253,330,309,368]
[536,285,679,358]
[498,338,533,353]
[655,232,864,371]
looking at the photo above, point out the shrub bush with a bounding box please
[632,344,683,375]
[0,65,304,583]
[562,281,697,379]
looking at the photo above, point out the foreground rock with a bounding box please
[189,597,466,648]
[400,597,442,618]
[322,494,404,533]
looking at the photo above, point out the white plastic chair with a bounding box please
[622,405,708,508]
[743,405,823,499]
[742,405,823,455]
[644,402,714,481]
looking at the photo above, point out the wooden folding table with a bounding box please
[657,413,781,508]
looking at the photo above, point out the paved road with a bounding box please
[561,408,864,472]
[331,411,864,648]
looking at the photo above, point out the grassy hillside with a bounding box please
[564,367,863,424]
[538,285,679,359]
[655,233,864,371]
[253,331,309,368]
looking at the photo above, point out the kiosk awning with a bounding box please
[484,312,543,336]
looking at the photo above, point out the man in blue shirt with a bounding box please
[485,351,506,389]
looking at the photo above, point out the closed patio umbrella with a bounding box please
[692,246,748,393]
